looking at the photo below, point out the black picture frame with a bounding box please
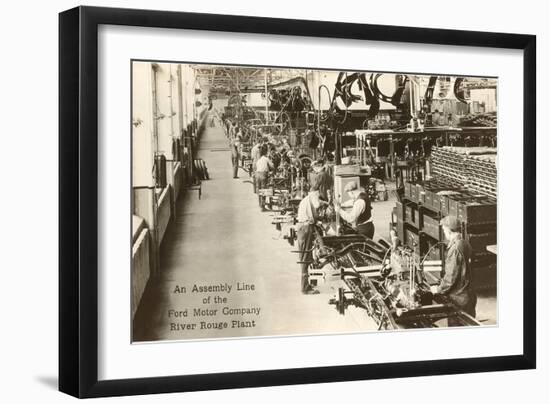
[59,5,536,398]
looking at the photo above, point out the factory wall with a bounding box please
[156,187,172,244]
[131,61,203,317]
[470,88,497,113]
[132,61,200,216]
[131,226,150,318]
[154,63,176,160]
[181,64,197,130]
[132,62,155,188]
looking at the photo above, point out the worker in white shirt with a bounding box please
[255,147,273,211]
[250,137,268,193]
[335,181,374,239]
[295,181,328,294]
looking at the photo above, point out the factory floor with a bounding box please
[133,121,496,343]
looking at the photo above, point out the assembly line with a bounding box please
[131,63,497,341]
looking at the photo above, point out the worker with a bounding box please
[224,118,231,137]
[335,181,374,239]
[268,145,281,170]
[285,150,298,181]
[229,121,237,140]
[430,215,477,326]
[255,147,273,210]
[230,137,241,179]
[311,160,333,202]
[250,137,267,193]
[295,181,328,295]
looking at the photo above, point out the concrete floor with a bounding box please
[133,120,496,343]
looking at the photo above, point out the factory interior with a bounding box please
[131,62,498,341]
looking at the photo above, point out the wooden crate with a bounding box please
[422,213,441,240]
[405,204,420,228]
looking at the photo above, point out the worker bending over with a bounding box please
[431,215,477,326]
[335,181,374,239]
[295,181,328,295]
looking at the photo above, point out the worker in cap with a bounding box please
[440,215,462,232]
[431,215,477,325]
[335,181,374,239]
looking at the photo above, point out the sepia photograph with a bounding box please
[131,61,498,342]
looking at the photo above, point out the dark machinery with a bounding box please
[258,154,314,212]
[327,243,481,329]
[256,72,493,331]
[271,203,480,329]
[287,227,386,289]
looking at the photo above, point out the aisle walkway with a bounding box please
[133,119,375,342]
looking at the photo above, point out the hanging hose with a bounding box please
[359,73,380,119]
[454,77,468,103]
[336,72,350,125]
[316,84,333,152]
[318,84,332,123]
[328,72,354,125]
[370,73,394,104]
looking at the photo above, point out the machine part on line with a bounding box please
[328,244,481,329]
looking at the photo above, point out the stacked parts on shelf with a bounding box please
[464,153,497,198]
[399,180,497,289]
[430,146,497,198]
[398,146,498,289]
[430,147,468,187]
